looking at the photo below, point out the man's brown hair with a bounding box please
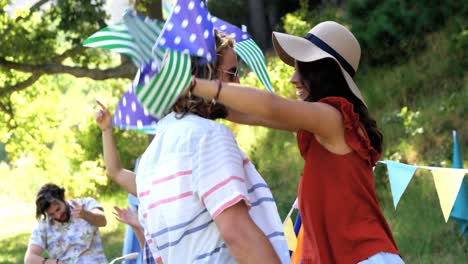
[35,183,65,219]
[170,30,234,120]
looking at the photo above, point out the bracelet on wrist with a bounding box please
[211,79,223,105]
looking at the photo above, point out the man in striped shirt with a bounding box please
[135,110,289,263]
[97,31,289,263]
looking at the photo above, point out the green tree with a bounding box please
[0,0,167,127]
[0,0,159,198]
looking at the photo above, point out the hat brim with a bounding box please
[272,32,366,106]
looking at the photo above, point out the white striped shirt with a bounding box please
[136,112,290,263]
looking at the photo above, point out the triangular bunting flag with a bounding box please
[283,217,297,251]
[113,85,158,133]
[386,160,418,208]
[159,1,274,92]
[290,226,304,264]
[452,131,463,168]
[210,17,274,92]
[234,39,273,92]
[123,10,166,64]
[432,169,466,222]
[135,49,192,117]
[83,22,145,66]
[283,199,298,251]
[156,0,216,64]
[451,179,468,236]
[83,11,165,68]
[449,130,468,236]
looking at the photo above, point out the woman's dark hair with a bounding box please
[35,183,66,219]
[171,30,232,120]
[297,58,384,153]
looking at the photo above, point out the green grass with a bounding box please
[359,27,467,165]
[374,167,468,262]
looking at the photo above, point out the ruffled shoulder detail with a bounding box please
[319,97,380,166]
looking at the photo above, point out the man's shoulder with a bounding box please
[70,197,95,204]
[71,197,102,210]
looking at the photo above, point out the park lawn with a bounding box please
[374,167,468,263]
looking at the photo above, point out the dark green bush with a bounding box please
[346,0,465,66]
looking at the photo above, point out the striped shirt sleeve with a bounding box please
[194,127,250,219]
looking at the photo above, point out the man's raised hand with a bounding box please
[71,200,85,219]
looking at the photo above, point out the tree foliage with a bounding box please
[346,0,466,65]
[0,0,136,129]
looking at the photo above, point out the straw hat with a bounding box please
[272,21,365,105]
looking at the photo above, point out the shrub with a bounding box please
[346,0,465,65]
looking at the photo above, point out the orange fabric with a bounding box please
[290,226,303,264]
[297,97,400,264]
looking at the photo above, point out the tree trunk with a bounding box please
[247,0,269,49]
[136,0,163,20]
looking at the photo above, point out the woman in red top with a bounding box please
[188,21,403,263]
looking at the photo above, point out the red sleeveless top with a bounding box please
[297,97,399,263]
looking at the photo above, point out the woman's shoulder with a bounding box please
[319,96,379,165]
[318,96,360,126]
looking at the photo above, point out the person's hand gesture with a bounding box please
[95,99,112,131]
[113,206,141,229]
[71,200,86,219]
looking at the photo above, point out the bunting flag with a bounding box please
[386,161,418,208]
[431,169,466,222]
[113,85,158,134]
[122,10,166,64]
[285,199,303,263]
[84,9,193,118]
[83,10,165,68]
[210,17,274,92]
[449,130,468,236]
[283,199,298,251]
[135,49,192,117]
[84,11,165,130]
[380,160,468,225]
[235,39,274,92]
[83,22,145,66]
[159,0,274,92]
[293,211,302,236]
[290,225,303,264]
[156,0,216,64]
[283,217,297,251]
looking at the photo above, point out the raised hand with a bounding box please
[95,99,112,131]
[113,206,141,229]
[71,200,86,219]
